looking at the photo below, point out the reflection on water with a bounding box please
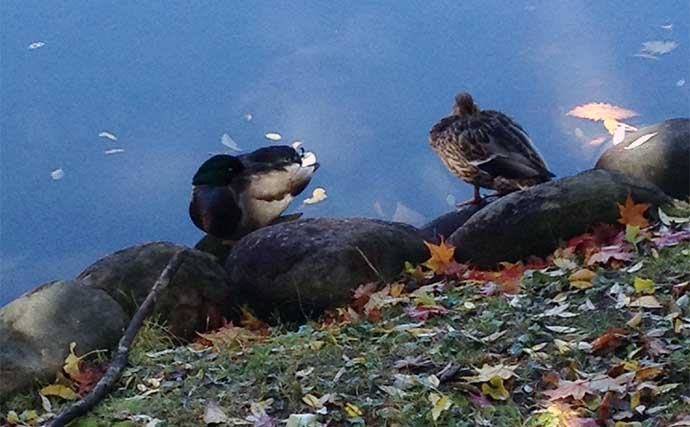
[1,1,688,304]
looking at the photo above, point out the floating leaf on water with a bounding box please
[304,187,327,205]
[243,112,253,122]
[612,125,626,145]
[573,127,585,139]
[640,40,677,56]
[373,200,386,218]
[625,132,657,150]
[392,202,425,227]
[220,133,242,152]
[660,23,673,31]
[567,103,638,122]
[676,79,686,87]
[50,168,65,180]
[28,41,46,50]
[264,132,282,142]
[446,194,456,206]
[98,131,118,141]
[588,136,607,146]
[104,148,125,155]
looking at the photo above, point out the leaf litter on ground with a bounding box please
[4,197,690,426]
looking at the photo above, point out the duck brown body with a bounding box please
[430,93,553,202]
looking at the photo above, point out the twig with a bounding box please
[354,246,385,283]
[47,249,189,427]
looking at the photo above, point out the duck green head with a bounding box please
[192,154,245,186]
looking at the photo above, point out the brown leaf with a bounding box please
[618,195,651,228]
[543,379,592,400]
[591,328,630,354]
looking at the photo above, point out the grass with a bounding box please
[2,243,689,427]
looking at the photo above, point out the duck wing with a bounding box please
[444,111,553,180]
[189,186,242,238]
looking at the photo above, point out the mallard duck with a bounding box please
[429,93,554,204]
[189,145,319,239]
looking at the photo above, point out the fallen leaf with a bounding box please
[98,131,118,141]
[591,328,629,353]
[481,376,510,400]
[28,41,46,50]
[629,295,663,309]
[423,239,458,276]
[428,392,452,421]
[264,132,282,142]
[303,188,327,205]
[221,133,242,152]
[204,400,228,425]
[618,195,651,228]
[40,384,78,401]
[640,40,677,56]
[567,102,638,122]
[50,168,65,180]
[286,414,318,427]
[624,132,657,150]
[569,268,596,289]
[344,402,362,418]
[464,363,518,383]
[543,379,592,400]
[633,277,655,294]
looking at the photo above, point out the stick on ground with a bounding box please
[47,249,189,427]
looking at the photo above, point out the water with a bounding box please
[1,1,688,305]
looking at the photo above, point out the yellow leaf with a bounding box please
[464,363,518,383]
[345,402,362,418]
[630,391,641,410]
[423,239,456,275]
[633,277,655,295]
[635,367,663,381]
[389,282,405,298]
[302,394,323,409]
[40,384,78,400]
[569,268,596,282]
[481,376,510,401]
[570,280,593,290]
[428,392,452,421]
[569,268,596,290]
[566,102,639,122]
[63,342,82,378]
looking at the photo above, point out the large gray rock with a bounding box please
[0,281,128,399]
[595,118,689,200]
[225,218,428,321]
[449,169,672,267]
[78,242,236,339]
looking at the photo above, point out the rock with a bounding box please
[225,218,428,321]
[449,169,672,267]
[595,118,689,200]
[419,204,486,243]
[78,242,236,339]
[195,234,236,265]
[0,280,128,399]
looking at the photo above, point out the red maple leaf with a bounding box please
[72,366,106,396]
[591,328,630,354]
[404,305,449,321]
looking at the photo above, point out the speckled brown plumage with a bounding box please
[429,93,554,203]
